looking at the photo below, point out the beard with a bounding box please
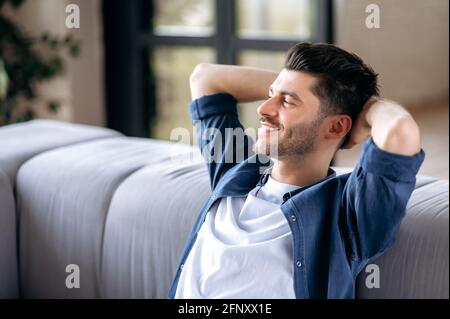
[253,115,324,160]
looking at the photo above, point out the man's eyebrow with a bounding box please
[269,86,302,101]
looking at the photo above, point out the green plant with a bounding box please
[0,0,80,126]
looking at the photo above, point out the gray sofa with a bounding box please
[0,119,448,299]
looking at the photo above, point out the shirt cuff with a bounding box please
[189,93,238,120]
[360,138,426,182]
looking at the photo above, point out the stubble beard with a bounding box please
[253,116,324,161]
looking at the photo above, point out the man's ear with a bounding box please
[325,115,352,140]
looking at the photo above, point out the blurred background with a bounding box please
[0,0,448,179]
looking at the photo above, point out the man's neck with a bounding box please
[270,154,331,187]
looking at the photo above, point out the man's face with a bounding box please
[254,69,324,159]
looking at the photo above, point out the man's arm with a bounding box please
[342,97,421,156]
[340,98,425,272]
[188,64,277,189]
[190,63,278,102]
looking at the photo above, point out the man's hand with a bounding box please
[342,97,421,156]
[341,97,376,150]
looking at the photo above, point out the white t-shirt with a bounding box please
[175,176,300,299]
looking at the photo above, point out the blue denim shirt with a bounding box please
[168,93,425,299]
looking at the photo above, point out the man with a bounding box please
[168,43,425,299]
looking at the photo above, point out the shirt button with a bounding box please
[296,260,303,268]
[180,264,184,270]
[290,215,297,222]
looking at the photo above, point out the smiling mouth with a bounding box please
[258,123,280,139]
[260,122,280,132]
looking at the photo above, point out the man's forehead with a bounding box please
[270,69,322,109]
[271,69,318,92]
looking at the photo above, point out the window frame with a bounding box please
[103,0,333,137]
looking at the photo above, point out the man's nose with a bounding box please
[257,97,278,117]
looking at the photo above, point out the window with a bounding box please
[103,0,332,138]
[151,47,214,140]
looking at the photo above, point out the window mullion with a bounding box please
[215,0,236,64]
[316,0,333,43]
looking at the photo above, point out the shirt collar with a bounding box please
[256,166,337,201]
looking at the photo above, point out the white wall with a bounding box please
[68,0,105,126]
[334,0,449,179]
[334,0,449,107]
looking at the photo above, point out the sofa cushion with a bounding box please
[0,119,121,185]
[356,178,449,298]
[0,119,120,299]
[102,150,211,298]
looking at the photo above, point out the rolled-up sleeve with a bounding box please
[341,138,425,274]
[189,93,254,190]
[190,93,238,120]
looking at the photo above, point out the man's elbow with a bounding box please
[383,116,421,156]
[190,63,211,86]
[190,63,216,99]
